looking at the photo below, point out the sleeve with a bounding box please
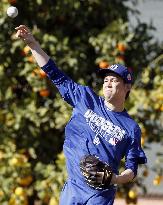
[41,59,85,107]
[125,125,147,176]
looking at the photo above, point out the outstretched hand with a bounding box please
[15,25,37,47]
[15,25,50,67]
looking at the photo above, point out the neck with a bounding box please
[104,99,125,112]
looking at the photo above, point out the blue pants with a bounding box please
[60,179,116,205]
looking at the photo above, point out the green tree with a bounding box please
[0,0,162,204]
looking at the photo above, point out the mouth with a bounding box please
[105,88,112,92]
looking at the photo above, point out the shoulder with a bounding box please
[123,111,141,134]
[124,111,139,126]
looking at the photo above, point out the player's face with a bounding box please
[103,73,130,102]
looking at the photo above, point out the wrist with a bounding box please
[111,169,135,185]
[111,173,119,184]
[28,40,39,50]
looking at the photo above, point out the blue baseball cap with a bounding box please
[98,64,133,84]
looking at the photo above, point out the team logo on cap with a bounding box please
[109,65,118,70]
[127,73,132,81]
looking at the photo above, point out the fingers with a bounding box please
[15,30,21,38]
[15,25,30,37]
[15,29,28,39]
[15,25,30,32]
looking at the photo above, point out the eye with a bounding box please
[112,78,119,82]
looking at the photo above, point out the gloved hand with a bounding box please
[80,155,113,189]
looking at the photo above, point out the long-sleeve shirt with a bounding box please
[42,59,147,188]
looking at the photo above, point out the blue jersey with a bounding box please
[42,59,147,202]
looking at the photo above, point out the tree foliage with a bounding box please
[0,0,162,204]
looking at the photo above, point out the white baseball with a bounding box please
[7,6,18,18]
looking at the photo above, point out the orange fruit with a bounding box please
[160,105,163,111]
[39,70,47,78]
[142,169,148,177]
[0,190,4,197]
[33,68,40,75]
[39,89,50,97]
[99,61,109,69]
[9,195,16,205]
[27,56,35,63]
[141,137,145,146]
[115,56,125,63]
[0,151,4,160]
[9,155,28,166]
[117,43,126,52]
[15,187,25,196]
[9,157,19,166]
[49,197,58,205]
[17,175,33,186]
[128,190,137,199]
[153,176,161,185]
[33,68,47,78]
[23,46,31,55]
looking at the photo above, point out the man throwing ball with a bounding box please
[15,25,147,205]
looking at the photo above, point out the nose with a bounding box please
[105,80,112,87]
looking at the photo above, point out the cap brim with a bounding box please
[98,68,122,79]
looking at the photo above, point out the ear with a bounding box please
[125,84,131,92]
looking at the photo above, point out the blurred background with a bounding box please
[0,0,163,204]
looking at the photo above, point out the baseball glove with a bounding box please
[80,155,113,189]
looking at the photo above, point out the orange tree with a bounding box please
[0,0,162,204]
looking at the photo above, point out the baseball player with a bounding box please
[15,25,147,205]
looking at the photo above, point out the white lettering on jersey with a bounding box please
[84,109,126,146]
